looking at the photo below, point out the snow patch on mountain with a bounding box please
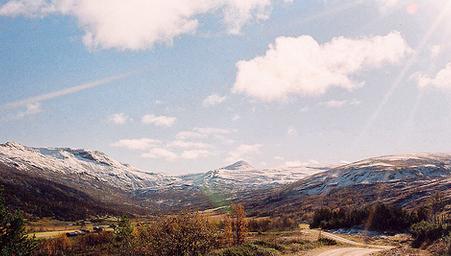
[0,142,326,195]
[289,153,451,195]
[0,142,177,191]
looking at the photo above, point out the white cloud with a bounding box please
[430,45,442,58]
[142,114,176,127]
[168,140,212,150]
[232,32,412,101]
[108,113,130,125]
[226,143,262,162]
[112,136,216,160]
[274,156,284,161]
[416,62,451,89]
[111,138,161,150]
[181,149,212,159]
[202,94,226,107]
[141,147,177,161]
[319,99,361,108]
[16,102,43,118]
[0,0,56,17]
[320,100,347,108]
[0,0,281,50]
[0,73,129,112]
[232,114,241,121]
[175,130,205,140]
[284,160,303,167]
[176,127,232,140]
[287,126,297,136]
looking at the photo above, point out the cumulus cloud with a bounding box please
[0,0,281,50]
[226,143,262,162]
[141,147,178,161]
[111,138,161,150]
[202,94,226,107]
[141,114,176,127]
[232,32,412,101]
[416,62,451,89]
[112,136,217,161]
[108,113,130,125]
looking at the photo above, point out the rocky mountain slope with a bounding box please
[252,153,451,215]
[1,142,449,219]
[0,142,324,218]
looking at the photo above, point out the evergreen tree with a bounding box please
[0,189,36,256]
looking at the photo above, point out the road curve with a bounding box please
[317,230,394,250]
[315,247,383,256]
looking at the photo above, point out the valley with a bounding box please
[0,142,449,255]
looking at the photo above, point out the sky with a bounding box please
[1,0,451,175]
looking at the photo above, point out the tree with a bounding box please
[231,204,247,245]
[114,215,134,251]
[135,213,218,256]
[0,189,37,256]
[222,215,233,246]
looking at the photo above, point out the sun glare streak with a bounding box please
[351,2,451,151]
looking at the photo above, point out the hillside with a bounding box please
[251,153,451,216]
[0,142,323,219]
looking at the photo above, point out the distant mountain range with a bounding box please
[0,142,450,220]
[251,153,451,216]
[0,142,324,219]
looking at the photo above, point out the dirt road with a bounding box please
[308,230,393,256]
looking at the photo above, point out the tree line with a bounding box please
[310,193,450,250]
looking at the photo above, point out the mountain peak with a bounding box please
[223,160,254,170]
[2,141,26,150]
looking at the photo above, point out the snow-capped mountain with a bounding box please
[0,141,178,192]
[287,153,451,195]
[252,153,451,216]
[0,142,326,218]
[180,160,325,195]
[2,142,450,219]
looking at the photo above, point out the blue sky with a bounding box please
[1,0,451,174]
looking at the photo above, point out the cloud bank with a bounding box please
[0,0,281,50]
[232,31,412,101]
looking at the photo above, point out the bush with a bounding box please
[248,216,297,232]
[208,244,280,256]
[318,237,337,246]
[410,221,450,248]
[133,212,219,256]
[34,235,72,256]
[310,203,414,232]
